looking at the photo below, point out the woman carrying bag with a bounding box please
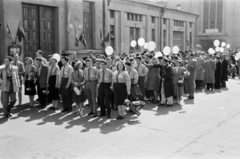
[71,61,86,115]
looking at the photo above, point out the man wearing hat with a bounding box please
[0,56,20,118]
[221,54,228,88]
[186,53,197,99]
[215,56,222,89]
[204,54,216,91]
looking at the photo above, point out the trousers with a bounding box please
[138,77,145,99]
[99,83,111,116]
[85,81,97,113]
[1,91,16,115]
[186,78,195,97]
[36,79,47,106]
[160,82,173,105]
[60,78,72,111]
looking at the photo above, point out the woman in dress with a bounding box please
[47,56,60,110]
[71,61,86,114]
[112,61,131,120]
[24,57,37,106]
[172,60,186,104]
[145,57,160,103]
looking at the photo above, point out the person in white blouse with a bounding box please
[112,61,131,120]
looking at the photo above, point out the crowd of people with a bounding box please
[1,48,238,119]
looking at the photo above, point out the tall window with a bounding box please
[130,27,140,51]
[110,25,115,49]
[152,29,155,42]
[189,22,192,28]
[163,18,167,24]
[151,16,155,23]
[110,10,114,18]
[174,20,184,27]
[189,32,192,49]
[173,31,183,49]
[83,1,93,49]
[163,30,167,47]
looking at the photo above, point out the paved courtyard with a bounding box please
[0,78,240,159]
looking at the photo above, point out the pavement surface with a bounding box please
[0,78,240,159]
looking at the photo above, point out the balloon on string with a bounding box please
[235,53,240,60]
[147,41,156,51]
[105,46,114,56]
[130,40,137,47]
[155,52,163,58]
[215,47,220,52]
[172,46,180,54]
[219,47,224,53]
[213,40,220,47]
[52,53,60,62]
[208,48,214,54]
[163,46,171,55]
[138,38,145,46]
[226,44,230,49]
[144,43,149,49]
[221,42,226,47]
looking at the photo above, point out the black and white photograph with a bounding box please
[0,0,240,158]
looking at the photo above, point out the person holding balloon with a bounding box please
[47,56,61,110]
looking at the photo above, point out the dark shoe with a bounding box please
[98,114,106,117]
[107,115,111,119]
[92,114,97,118]
[68,110,72,113]
[61,109,68,113]
[49,107,55,110]
[158,103,165,106]
[88,112,94,116]
[54,107,58,110]
[166,104,173,107]
[116,116,121,120]
[188,96,194,99]
[120,116,125,120]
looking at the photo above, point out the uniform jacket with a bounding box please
[0,65,20,92]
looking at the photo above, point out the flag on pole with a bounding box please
[100,29,104,41]
[104,29,111,43]
[74,26,79,46]
[6,23,12,40]
[79,30,87,47]
[16,22,25,42]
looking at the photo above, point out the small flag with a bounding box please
[79,30,87,47]
[74,26,79,46]
[6,24,12,39]
[100,29,104,41]
[16,22,25,42]
[104,29,112,43]
[107,0,112,6]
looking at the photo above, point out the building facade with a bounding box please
[0,0,198,64]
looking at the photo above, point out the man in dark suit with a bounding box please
[35,57,49,107]
[12,53,25,105]
[221,54,228,88]
[186,53,197,99]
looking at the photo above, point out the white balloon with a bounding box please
[172,46,180,54]
[130,40,137,47]
[138,38,145,46]
[105,46,113,56]
[163,46,171,55]
[147,41,156,51]
[221,42,226,47]
[155,52,163,58]
[144,43,148,49]
[52,53,60,62]
[214,40,220,47]
[219,47,224,53]
[226,44,230,49]
[215,47,220,52]
[208,48,214,54]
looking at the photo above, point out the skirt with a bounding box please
[72,85,86,104]
[131,84,142,99]
[113,83,127,106]
[49,75,60,100]
[25,80,36,96]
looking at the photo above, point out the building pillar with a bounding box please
[169,19,173,47]
[120,11,125,55]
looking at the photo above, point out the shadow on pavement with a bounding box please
[155,104,182,116]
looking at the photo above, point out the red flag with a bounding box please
[16,22,25,42]
[6,24,12,40]
[79,30,87,47]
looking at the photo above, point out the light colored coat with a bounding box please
[204,59,216,83]
[172,67,186,84]
[195,57,204,80]
[0,65,20,92]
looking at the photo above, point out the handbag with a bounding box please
[73,86,81,95]
[177,78,184,86]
